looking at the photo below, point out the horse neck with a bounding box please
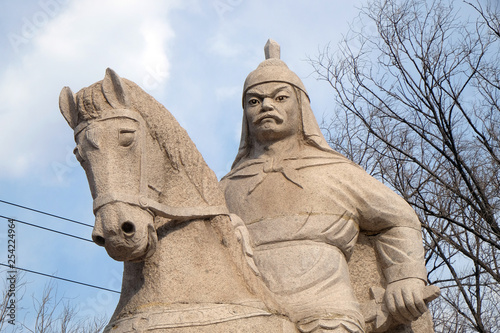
[144,130,219,209]
[114,216,263,318]
[112,126,265,315]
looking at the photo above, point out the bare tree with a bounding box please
[311,0,500,332]
[0,275,107,333]
[21,282,108,333]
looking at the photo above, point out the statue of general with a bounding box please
[220,40,434,333]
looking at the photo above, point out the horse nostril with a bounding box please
[121,221,136,236]
[93,235,106,246]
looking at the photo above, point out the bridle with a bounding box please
[74,109,229,223]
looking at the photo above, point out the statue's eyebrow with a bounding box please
[246,85,291,99]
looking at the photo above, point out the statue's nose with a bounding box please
[261,97,274,111]
[92,217,106,246]
[92,229,106,246]
[120,221,136,237]
[92,216,137,246]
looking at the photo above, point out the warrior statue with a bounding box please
[221,40,434,333]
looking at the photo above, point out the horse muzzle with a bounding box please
[92,202,157,262]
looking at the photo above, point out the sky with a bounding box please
[0,0,365,329]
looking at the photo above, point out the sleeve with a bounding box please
[375,227,428,283]
[343,166,428,283]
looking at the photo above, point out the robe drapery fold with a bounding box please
[221,149,427,331]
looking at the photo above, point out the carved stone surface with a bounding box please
[59,40,439,333]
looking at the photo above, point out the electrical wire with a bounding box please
[0,202,119,295]
[0,199,93,228]
[0,263,120,294]
[0,215,92,243]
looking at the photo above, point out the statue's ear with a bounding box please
[102,68,130,108]
[59,86,78,129]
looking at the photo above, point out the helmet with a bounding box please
[242,39,309,106]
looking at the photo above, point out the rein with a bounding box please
[75,109,228,222]
[93,193,229,221]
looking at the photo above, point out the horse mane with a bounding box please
[72,71,225,208]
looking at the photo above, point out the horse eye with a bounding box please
[119,130,136,147]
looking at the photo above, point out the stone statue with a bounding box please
[58,42,439,333]
[220,40,439,333]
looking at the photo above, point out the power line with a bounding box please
[0,215,93,243]
[0,263,120,294]
[0,199,93,228]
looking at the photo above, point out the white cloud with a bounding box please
[0,0,180,181]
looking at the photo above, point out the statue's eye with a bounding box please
[248,98,260,106]
[119,129,136,147]
[276,95,288,102]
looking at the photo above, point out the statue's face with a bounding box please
[244,82,300,144]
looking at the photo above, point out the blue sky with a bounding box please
[0,0,364,329]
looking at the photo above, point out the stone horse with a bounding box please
[59,68,296,332]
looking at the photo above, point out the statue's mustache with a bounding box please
[253,112,283,124]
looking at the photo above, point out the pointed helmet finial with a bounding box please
[264,39,280,60]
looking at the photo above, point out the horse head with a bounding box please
[59,68,227,262]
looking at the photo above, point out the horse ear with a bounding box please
[59,86,78,129]
[102,68,130,108]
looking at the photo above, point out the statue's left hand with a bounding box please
[229,214,260,276]
[384,278,427,324]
